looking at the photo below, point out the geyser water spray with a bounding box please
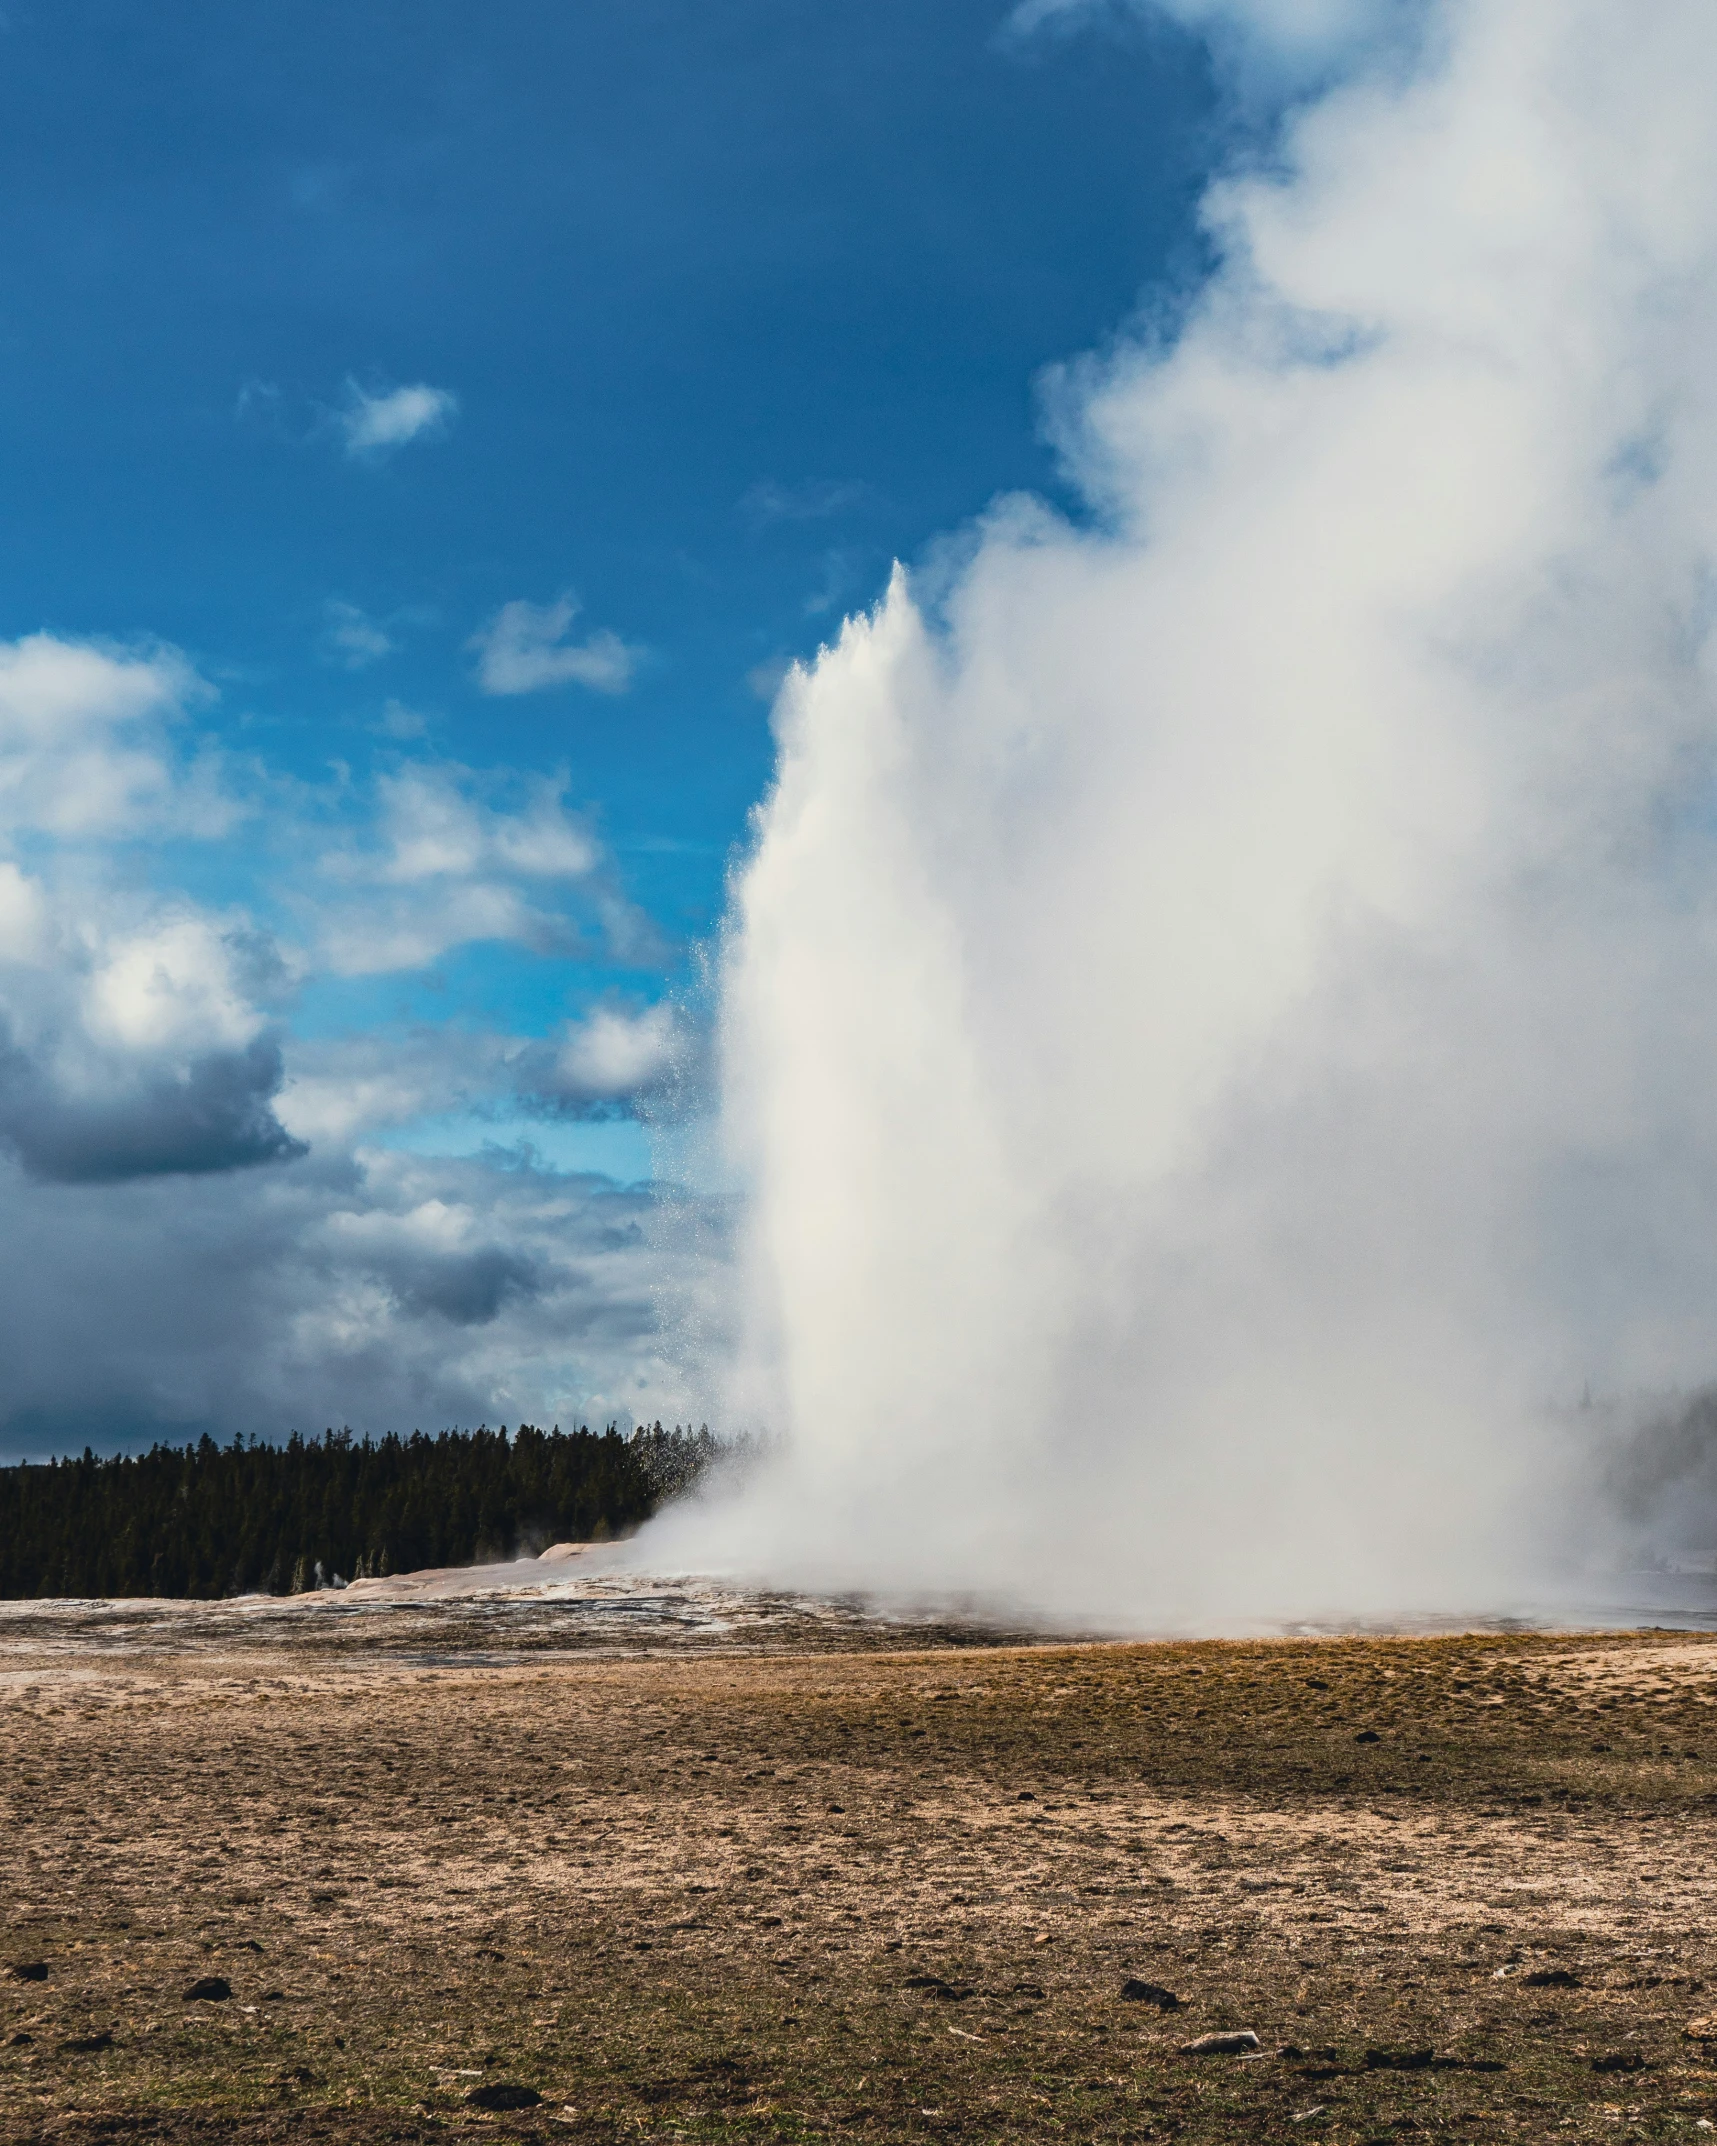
[644,0,1717,1625]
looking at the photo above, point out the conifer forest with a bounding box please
[0,1421,719,1599]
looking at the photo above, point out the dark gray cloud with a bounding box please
[0,1029,305,1184]
[0,1144,729,1461]
[388,1245,544,1326]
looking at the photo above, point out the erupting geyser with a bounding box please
[644,0,1717,1624]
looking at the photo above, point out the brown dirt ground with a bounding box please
[6,1612,1717,2143]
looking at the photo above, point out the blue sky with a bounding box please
[0,0,1231,1454]
[0,0,1214,967]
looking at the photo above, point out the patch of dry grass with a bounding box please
[5,1620,1717,2141]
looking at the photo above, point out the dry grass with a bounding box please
[5,1610,1717,2142]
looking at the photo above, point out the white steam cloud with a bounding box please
[644,0,1717,1625]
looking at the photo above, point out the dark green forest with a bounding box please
[0,1421,719,1599]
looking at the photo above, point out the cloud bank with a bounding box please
[0,633,710,1459]
[0,1144,714,1460]
[644,0,1717,1625]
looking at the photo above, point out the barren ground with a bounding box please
[6,1593,1717,2143]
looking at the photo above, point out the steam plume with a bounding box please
[647,0,1717,1623]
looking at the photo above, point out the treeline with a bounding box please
[0,1420,720,1601]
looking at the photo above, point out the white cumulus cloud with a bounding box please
[470,593,640,696]
[369,765,599,885]
[0,863,51,964]
[0,633,237,840]
[319,599,396,670]
[541,1004,683,1108]
[304,763,648,977]
[83,915,270,1057]
[0,887,299,1186]
[338,379,458,459]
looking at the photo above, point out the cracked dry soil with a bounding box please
[6,1617,1717,2142]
